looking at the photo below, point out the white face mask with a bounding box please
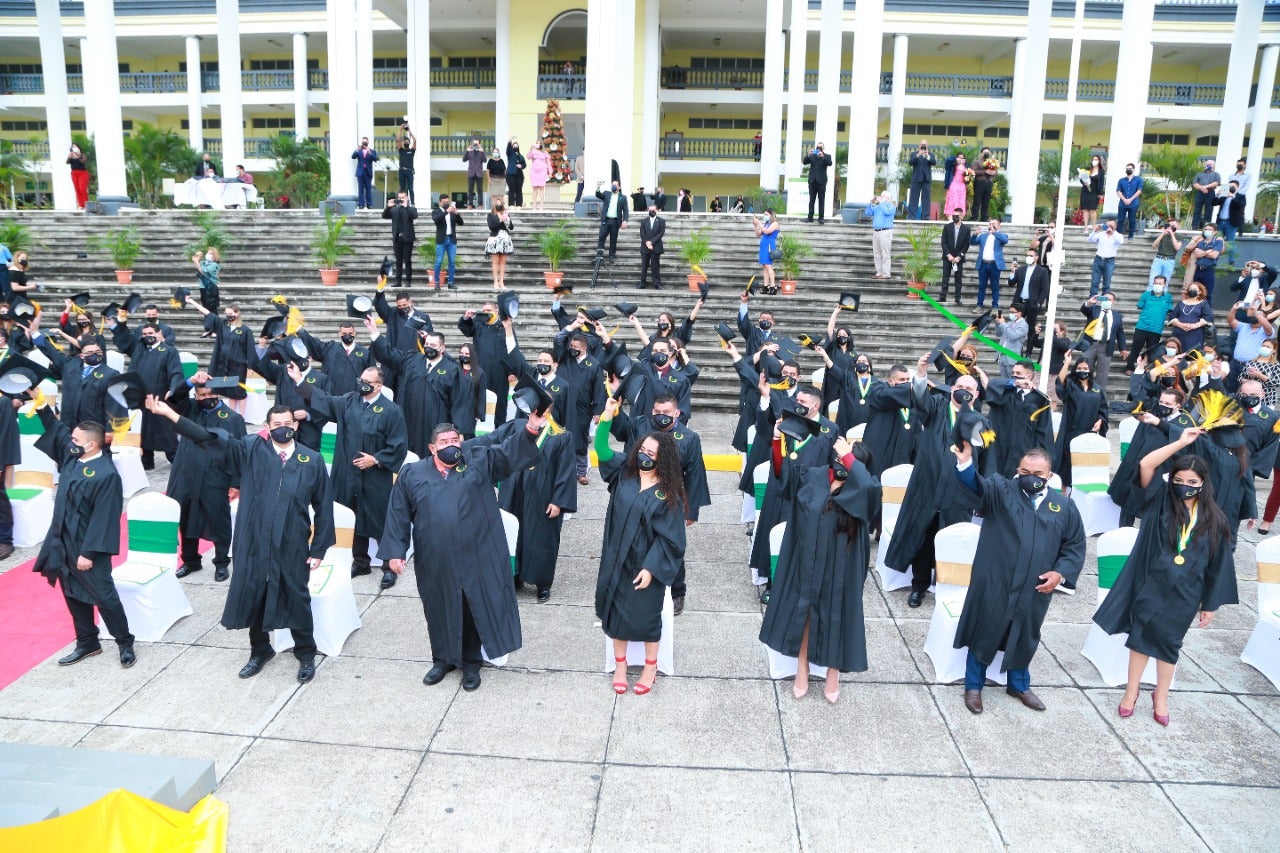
[1165,348,1179,358]
[1153,285,1166,295]
[1262,348,1275,359]
[1025,257,1036,266]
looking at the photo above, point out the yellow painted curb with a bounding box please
[588,451,742,472]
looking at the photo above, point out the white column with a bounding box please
[885,34,907,202]
[185,36,203,153]
[584,0,621,184]
[1102,0,1154,217]
[759,0,785,190]
[783,0,807,180]
[1246,44,1278,221]
[81,0,128,203]
[406,0,431,200]
[639,0,660,186]
[1009,1,1050,223]
[494,0,510,153]
[355,0,374,141]
[327,0,359,203]
[845,0,884,203]
[811,0,842,213]
[36,0,74,210]
[79,37,97,148]
[292,32,309,140]
[215,0,244,172]
[613,0,637,187]
[1215,0,1265,175]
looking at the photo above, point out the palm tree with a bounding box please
[122,123,199,207]
[269,134,329,181]
[71,131,97,200]
[1036,147,1090,217]
[1141,143,1205,222]
[0,140,33,209]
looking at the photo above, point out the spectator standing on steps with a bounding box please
[753,210,781,294]
[907,140,936,220]
[1191,159,1221,230]
[595,180,629,263]
[1080,154,1104,228]
[383,190,418,289]
[1125,276,1174,374]
[573,150,586,203]
[486,146,506,201]
[971,218,1009,310]
[528,141,551,212]
[1086,220,1124,297]
[1115,163,1143,239]
[1216,180,1246,263]
[803,141,833,224]
[1149,219,1182,291]
[940,207,971,303]
[486,199,515,290]
[461,138,485,209]
[505,138,526,208]
[67,142,90,210]
[1183,223,1225,301]
[972,147,999,222]
[396,124,417,204]
[351,136,378,210]
[638,201,666,290]
[869,192,896,279]
[431,193,462,291]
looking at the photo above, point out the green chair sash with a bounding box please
[1097,553,1128,589]
[127,519,179,555]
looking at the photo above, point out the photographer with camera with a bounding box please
[1148,218,1181,291]
[907,140,936,221]
[802,142,833,224]
[397,122,417,204]
[462,137,485,209]
[1086,219,1124,297]
[383,190,418,288]
[67,142,90,210]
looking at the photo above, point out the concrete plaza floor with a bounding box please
[1,415,1278,851]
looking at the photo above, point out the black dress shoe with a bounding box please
[536,587,551,603]
[513,575,524,590]
[351,565,373,578]
[214,567,230,582]
[297,659,316,683]
[758,584,771,605]
[673,595,685,616]
[175,564,202,579]
[58,646,102,666]
[422,663,457,686]
[461,669,482,691]
[907,590,925,608]
[380,569,397,590]
[238,650,275,679]
[0,543,14,560]
[119,646,136,668]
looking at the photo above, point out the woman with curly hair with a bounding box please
[595,395,687,695]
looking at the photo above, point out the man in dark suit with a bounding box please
[431,193,462,291]
[908,140,936,220]
[1080,293,1127,396]
[802,142,833,223]
[1009,250,1050,341]
[382,190,418,288]
[595,180,630,262]
[940,208,971,304]
[639,202,666,289]
[351,136,378,209]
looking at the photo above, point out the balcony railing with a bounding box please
[660,67,764,89]
[373,69,407,89]
[536,74,586,100]
[875,142,1008,166]
[659,136,760,161]
[0,73,44,94]
[432,67,495,88]
[430,136,496,157]
[1147,81,1226,106]
[1044,78,1117,102]
[8,139,50,159]
[877,71,1014,97]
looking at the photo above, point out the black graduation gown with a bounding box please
[303,388,408,538]
[204,315,254,389]
[821,342,856,410]
[175,418,335,632]
[862,381,917,477]
[1108,419,1175,521]
[631,358,693,424]
[505,350,578,439]
[35,338,118,427]
[731,356,764,453]
[255,356,332,451]
[611,414,711,521]
[113,323,184,454]
[298,329,376,396]
[759,461,880,672]
[1094,479,1238,664]
[371,337,460,457]
[454,365,487,437]
[458,314,513,426]
[831,368,875,433]
[32,410,124,608]
[1171,423,1257,528]
[166,389,245,542]
[551,306,604,357]
[378,423,538,665]
[555,351,606,455]
[1053,377,1108,488]
[595,445,687,642]
[498,427,577,588]
[373,291,433,392]
[1244,407,1280,478]
[951,471,1086,671]
[985,383,1055,477]
[0,400,17,468]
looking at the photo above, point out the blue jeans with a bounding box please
[434,236,457,286]
[1116,203,1140,238]
[965,649,1030,693]
[1148,256,1175,290]
[356,175,373,208]
[976,262,1000,307]
[1219,222,1238,263]
[1090,255,1115,296]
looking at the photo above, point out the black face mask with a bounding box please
[400,306,413,316]
[759,320,773,331]
[657,322,671,332]
[792,402,809,416]
[340,334,355,345]
[198,397,220,411]
[423,346,440,360]
[436,445,463,467]
[1158,375,1177,388]
[832,464,849,482]
[1075,370,1091,381]
[536,363,553,375]
[854,362,870,374]
[652,413,675,430]
[83,353,104,367]
[269,426,295,444]
[952,389,973,406]
[1239,395,1261,409]
[568,349,584,360]
[358,381,375,396]
[1125,169,1134,176]
[141,335,157,346]
[637,452,657,471]
[952,215,961,223]
[652,352,670,367]
[1152,403,1173,418]
[836,336,850,346]
[1018,473,1047,495]
[67,443,84,457]
[459,355,472,365]
[1172,482,1201,501]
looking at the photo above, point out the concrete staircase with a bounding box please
[0,208,1167,414]
[0,742,216,827]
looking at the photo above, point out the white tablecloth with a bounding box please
[175,178,259,209]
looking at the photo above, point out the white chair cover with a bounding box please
[11,436,58,547]
[242,375,270,425]
[740,426,758,524]
[1117,417,1139,460]
[101,493,193,642]
[922,522,1007,684]
[1050,411,1063,441]
[482,509,521,667]
[1242,538,1280,689]
[601,587,676,675]
[875,464,914,591]
[846,422,866,441]
[106,351,127,373]
[273,502,362,657]
[1081,526,1159,686]
[475,390,498,437]
[111,446,150,499]
[1070,432,1120,536]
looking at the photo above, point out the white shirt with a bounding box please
[273,441,296,461]
[1087,230,1124,258]
[982,236,996,262]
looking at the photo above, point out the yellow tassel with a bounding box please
[270,295,289,306]
[1029,403,1052,422]
[285,307,305,336]
[940,350,970,375]
[979,428,997,447]
[545,413,564,435]
[1192,389,1244,431]
[25,387,46,416]
[109,414,132,439]
[1272,417,1280,434]
[691,264,705,278]
[376,275,388,292]
[768,379,792,391]
[607,324,622,337]
[168,299,182,309]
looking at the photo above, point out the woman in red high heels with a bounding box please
[594,395,687,695]
[1093,429,1237,726]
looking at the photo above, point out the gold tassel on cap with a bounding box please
[1191,389,1244,431]
[285,306,305,336]
[1029,403,1053,422]
[109,414,132,441]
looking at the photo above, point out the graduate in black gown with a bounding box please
[152,399,335,683]
[1170,405,1255,547]
[380,415,546,692]
[629,338,694,424]
[373,287,433,393]
[984,360,1054,477]
[297,322,377,396]
[367,318,460,457]
[254,338,333,452]
[724,339,765,454]
[457,303,513,428]
[30,406,133,667]
[818,349,875,433]
[761,437,880,704]
[31,325,117,429]
[189,299,253,413]
[1238,378,1280,479]
[1054,356,1109,492]
[1094,436,1237,726]
[111,318,183,468]
[594,398,687,696]
[1108,389,1193,525]
[862,364,918,477]
[553,331,607,484]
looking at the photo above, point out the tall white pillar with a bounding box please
[759,0,785,190]
[813,0,842,213]
[36,0,74,210]
[292,32,309,140]
[185,36,204,153]
[845,0,884,203]
[494,0,510,153]
[1246,44,1279,221]
[406,0,431,200]
[783,0,807,180]
[79,37,97,148]
[639,0,661,186]
[1103,0,1154,217]
[327,0,359,203]
[215,0,244,171]
[1009,0,1050,223]
[585,0,635,185]
[81,0,128,204]
[1215,0,1265,175]
[614,0,637,187]
[886,34,908,203]
[355,0,374,142]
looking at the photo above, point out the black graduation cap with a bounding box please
[278,336,309,363]
[379,256,395,278]
[1211,425,1246,449]
[497,290,520,320]
[105,372,148,411]
[1109,399,1144,415]
[101,302,121,318]
[778,409,821,440]
[122,293,145,314]
[346,294,375,319]
[9,294,36,327]
[952,407,995,450]
[512,374,554,416]
[604,347,633,379]
[742,275,756,297]
[261,315,287,340]
[838,291,861,312]
[970,310,995,336]
[172,287,191,306]
[929,337,970,375]
[773,337,802,363]
[0,352,52,396]
[197,375,244,397]
[696,278,709,301]
[581,307,608,322]
[405,312,430,333]
[553,283,574,299]
[69,291,91,309]
[715,322,737,342]
[272,298,291,316]
[797,333,821,350]
[758,352,783,379]
[615,301,638,318]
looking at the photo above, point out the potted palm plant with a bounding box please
[776,234,814,294]
[88,225,144,284]
[675,227,713,292]
[311,209,355,285]
[536,220,578,289]
[902,225,943,297]
[416,236,437,288]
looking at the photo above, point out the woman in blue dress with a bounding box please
[754,210,781,295]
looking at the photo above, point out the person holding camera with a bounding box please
[1215,180,1247,263]
[802,142,833,224]
[351,136,378,209]
[191,247,222,312]
[1086,219,1124,297]
[431,193,462,290]
[907,140,936,221]
[1115,163,1143,239]
[1228,296,1274,392]
[397,124,417,204]
[970,218,1009,309]
[869,192,896,279]
[505,137,526,208]
[462,137,485,209]
[1148,219,1182,291]
[972,147,999,222]
[67,143,90,210]
[383,190,418,288]
[595,180,629,263]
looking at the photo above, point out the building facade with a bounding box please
[1,0,1278,222]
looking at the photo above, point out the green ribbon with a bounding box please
[1097,554,1128,590]
[753,483,767,511]
[127,519,179,555]
[1075,482,1109,493]
[320,430,337,463]
[18,416,43,436]
[769,554,779,581]
[908,287,1043,372]
[1120,441,1130,460]
[6,487,44,501]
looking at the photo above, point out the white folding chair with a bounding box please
[242,375,270,425]
[111,411,143,449]
[1069,433,1120,535]
[273,502,362,658]
[875,464,914,591]
[601,587,676,676]
[10,436,57,548]
[111,445,150,499]
[481,510,521,667]
[102,493,193,642]
[106,351,127,373]
[1117,417,1139,460]
[178,350,199,381]
[846,422,866,442]
[1242,538,1280,689]
[320,421,338,473]
[809,367,825,389]
[1051,411,1063,442]
[475,390,498,437]
[922,522,1007,684]
[828,399,840,422]
[1081,527,1158,686]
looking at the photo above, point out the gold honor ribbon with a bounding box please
[1174,504,1197,565]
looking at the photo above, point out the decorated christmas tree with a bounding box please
[539,98,572,184]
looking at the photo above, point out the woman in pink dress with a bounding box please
[527,141,551,211]
[943,153,971,220]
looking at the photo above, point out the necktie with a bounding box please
[279,451,287,465]
[365,401,372,411]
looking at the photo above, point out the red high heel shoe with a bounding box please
[1152,696,1170,727]
[612,656,628,695]
[633,659,658,695]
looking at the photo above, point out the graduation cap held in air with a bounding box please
[346,294,375,320]
[604,347,632,380]
[261,315,287,340]
[68,291,91,310]
[951,406,996,451]
[696,277,709,302]
[714,322,736,343]
[196,375,245,397]
[277,336,310,364]
[580,307,608,323]
[379,256,395,279]
[553,283,574,299]
[101,302,121,318]
[838,291,861,312]
[778,407,821,441]
[9,294,36,327]
[773,337,802,363]
[615,301,638,319]
[404,312,430,333]
[797,333,822,350]
[497,290,520,321]
[105,372,149,412]
[122,293,145,314]
[0,352,52,397]
[970,309,995,336]
[171,287,191,308]
[512,374,554,416]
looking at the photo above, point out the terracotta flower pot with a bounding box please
[687,274,707,293]
[779,279,797,295]
[544,270,565,289]
[906,283,924,299]
[319,268,340,286]
[114,269,134,285]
